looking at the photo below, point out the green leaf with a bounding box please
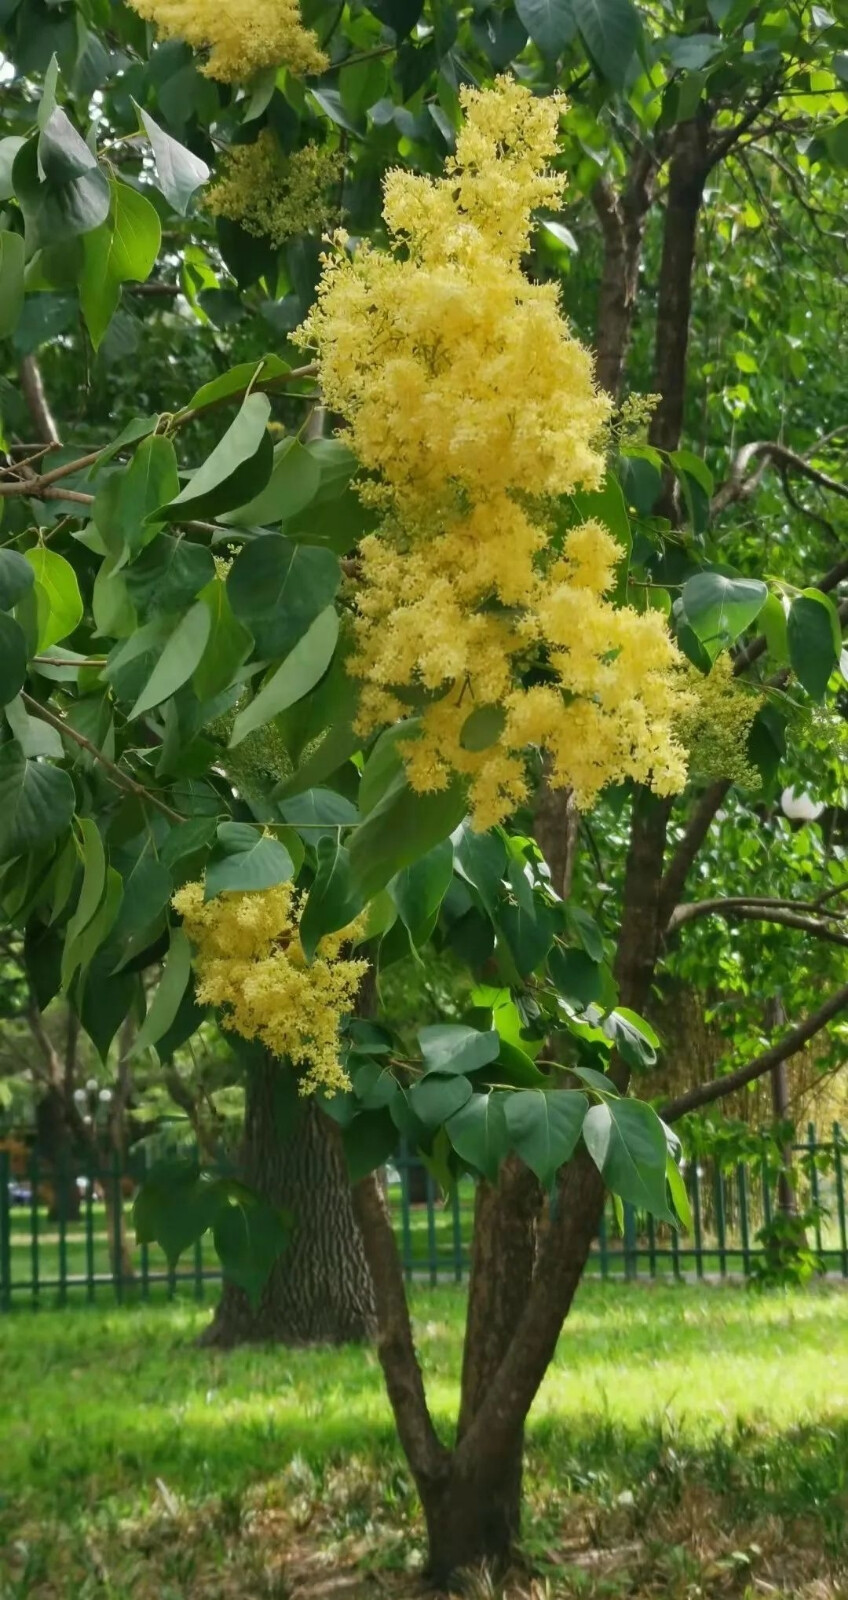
[499,899,556,978]
[445,1090,509,1183]
[563,903,604,961]
[582,1098,673,1220]
[351,1057,399,1111]
[130,600,211,719]
[459,704,506,752]
[787,591,840,699]
[680,571,768,662]
[227,534,340,661]
[213,1196,291,1307]
[0,741,74,862]
[759,592,790,666]
[452,823,506,915]
[418,1023,500,1077]
[192,578,253,703]
[0,549,34,611]
[123,533,214,617]
[549,945,602,1008]
[79,180,161,350]
[61,818,105,986]
[24,548,83,651]
[109,853,170,964]
[515,0,577,56]
[391,837,453,946]
[204,822,294,900]
[0,137,26,203]
[136,104,210,215]
[299,835,364,963]
[230,606,339,747]
[489,1038,549,1089]
[134,1160,224,1266]
[5,695,62,758]
[13,116,110,253]
[349,773,467,900]
[220,437,322,528]
[132,926,192,1056]
[409,1072,474,1129]
[158,393,274,521]
[183,356,292,414]
[0,611,27,706]
[359,722,418,816]
[570,1064,619,1096]
[570,0,641,84]
[0,230,25,337]
[504,1088,588,1187]
[602,1006,659,1070]
[666,1153,692,1230]
[342,1108,398,1182]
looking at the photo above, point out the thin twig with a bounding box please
[20,692,184,824]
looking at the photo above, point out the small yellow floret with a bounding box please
[173,880,367,1095]
[678,655,762,785]
[206,134,341,248]
[127,0,327,82]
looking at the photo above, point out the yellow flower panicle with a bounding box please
[678,655,762,786]
[297,78,690,829]
[127,0,327,82]
[173,881,368,1096]
[206,134,341,248]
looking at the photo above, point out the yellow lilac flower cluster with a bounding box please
[127,0,327,83]
[678,655,762,786]
[206,134,341,248]
[297,78,689,828]
[173,881,367,1095]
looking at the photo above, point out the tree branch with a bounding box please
[712,438,848,516]
[662,982,848,1122]
[350,1172,449,1494]
[21,692,184,823]
[19,355,61,445]
[667,897,848,946]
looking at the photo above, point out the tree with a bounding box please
[0,0,846,1584]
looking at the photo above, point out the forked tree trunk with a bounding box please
[203,1054,376,1347]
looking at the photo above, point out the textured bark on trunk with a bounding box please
[204,1056,376,1346]
[592,150,657,400]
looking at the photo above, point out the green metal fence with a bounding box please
[2,1124,847,1308]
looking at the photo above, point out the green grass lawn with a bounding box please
[2,1281,848,1597]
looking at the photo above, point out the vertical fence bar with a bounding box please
[808,1122,823,1255]
[691,1164,704,1278]
[57,1154,69,1308]
[834,1123,848,1280]
[738,1162,751,1277]
[714,1165,727,1277]
[111,1149,124,1306]
[0,1149,10,1310]
[670,1208,681,1279]
[647,1212,657,1279]
[85,1150,96,1303]
[425,1169,438,1287]
[598,1205,609,1280]
[450,1180,463,1284]
[29,1151,40,1303]
[623,1204,637,1281]
[399,1143,413,1284]
[761,1156,772,1231]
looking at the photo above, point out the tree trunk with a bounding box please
[767,999,797,1216]
[35,1085,81,1223]
[203,1056,376,1346]
[422,1451,524,1583]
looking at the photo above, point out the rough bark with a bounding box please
[204,1056,376,1346]
[648,112,711,513]
[592,148,658,400]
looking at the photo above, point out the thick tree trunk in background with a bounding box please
[592,150,657,401]
[35,1085,81,1223]
[767,998,798,1217]
[203,1055,376,1347]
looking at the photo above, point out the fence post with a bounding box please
[714,1165,727,1277]
[808,1122,823,1256]
[398,1141,413,1284]
[0,1149,10,1310]
[647,1211,657,1279]
[425,1169,438,1286]
[691,1163,704,1279]
[57,1152,69,1308]
[738,1162,751,1277]
[29,1149,40,1305]
[85,1149,96,1303]
[834,1122,848,1280]
[111,1148,124,1306]
[623,1203,637,1281]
